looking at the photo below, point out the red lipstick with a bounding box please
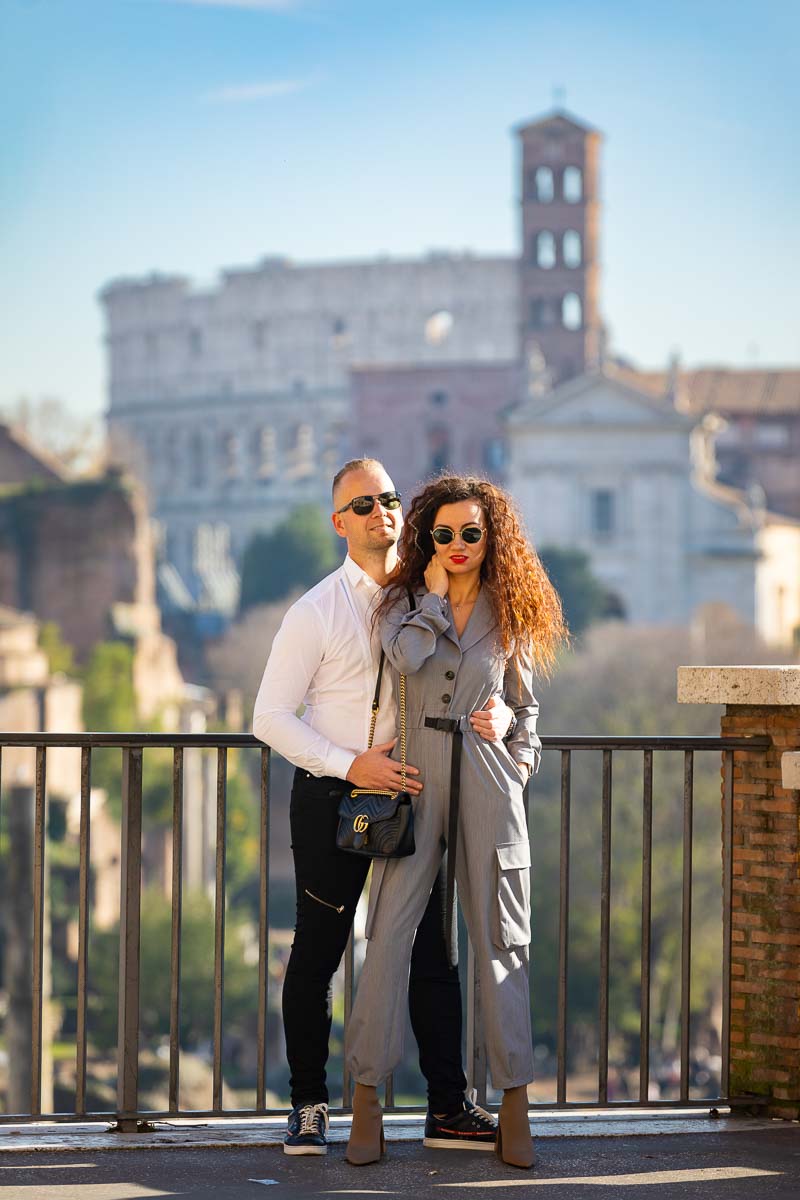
[450,555,468,564]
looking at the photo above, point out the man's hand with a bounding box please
[470,694,514,743]
[346,738,423,795]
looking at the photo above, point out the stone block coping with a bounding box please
[0,1111,790,1153]
[782,751,800,789]
[677,665,800,707]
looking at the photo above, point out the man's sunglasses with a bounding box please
[336,490,402,516]
[432,525,486,545]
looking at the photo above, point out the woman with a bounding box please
[344,475,566,1169]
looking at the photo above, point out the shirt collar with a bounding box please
[343,553,381,592]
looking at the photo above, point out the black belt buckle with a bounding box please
[425,716,460,733]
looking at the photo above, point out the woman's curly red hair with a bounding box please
[377,474,568,677]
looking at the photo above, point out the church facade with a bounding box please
[506,367,800,645]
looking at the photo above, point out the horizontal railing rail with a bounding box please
[0,731,770,1128]
[0,733,770,748]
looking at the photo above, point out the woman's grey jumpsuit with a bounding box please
[345,587,541,1092]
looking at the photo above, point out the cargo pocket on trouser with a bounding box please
[491,841,531,949]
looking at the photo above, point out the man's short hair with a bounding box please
[331,458,387,505]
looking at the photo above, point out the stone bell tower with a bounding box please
[516,109,604,384]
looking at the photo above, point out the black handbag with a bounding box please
[336,651,415,859]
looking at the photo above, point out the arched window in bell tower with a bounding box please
[562,293,583,330]
[563,230,582,267]
[563,166,583,203]
[536,231,556,269]
[534,166,554,202]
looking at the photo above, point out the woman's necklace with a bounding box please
[450,585,481,612]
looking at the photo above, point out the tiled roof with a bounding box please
[617,368,800,415]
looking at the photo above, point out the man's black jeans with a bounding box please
[282,768,467,1112]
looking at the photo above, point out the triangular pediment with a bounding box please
[507,368,695,429]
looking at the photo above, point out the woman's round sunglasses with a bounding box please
[432,524,485,545]
[336,490,402,516]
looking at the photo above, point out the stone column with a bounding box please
[678,666,800,1120]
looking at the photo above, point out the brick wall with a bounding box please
[0,474,142,661]
[723,704,800,1119]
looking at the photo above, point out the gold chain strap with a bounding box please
[399,673,407,791]
[355,669,407,797]
[367,699,379,750]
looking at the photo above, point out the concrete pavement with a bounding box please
[0,1113,797,1200]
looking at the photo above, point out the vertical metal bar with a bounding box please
[30,747,47,1117]
[117,746,143,1130]
[465,939,488,1106]
[212,746,227,1112]
[639,749,653,1105]
[168,747,184,1114]
[75,747,91,1117]
[598,749,612,1105]
[680,750,693,1102]
[256,747,271,1112]
[721,748,734,1101]
[342,931,355,1108]
[384,1073,395,1109]
[203,749,215,897]
[556,749,571,1105]
[7,783,35,1117]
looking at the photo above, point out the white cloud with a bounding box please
[203,78,312,103]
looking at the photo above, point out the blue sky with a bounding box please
[2,0,799,420]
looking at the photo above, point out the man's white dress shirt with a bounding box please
[252,555,396,780]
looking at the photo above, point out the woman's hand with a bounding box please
[470,696,514,742]
[424,554,450,599]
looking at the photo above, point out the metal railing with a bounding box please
[0,731,769,1128]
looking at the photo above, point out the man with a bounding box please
[253,458,513,1155]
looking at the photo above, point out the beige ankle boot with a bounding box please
[346,1083,385,1165]
[495,1085,535,1169]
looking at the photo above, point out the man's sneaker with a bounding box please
[423,1097,498,1151]
[284,1102,329,1155]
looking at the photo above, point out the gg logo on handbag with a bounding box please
[353,814,369,834]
